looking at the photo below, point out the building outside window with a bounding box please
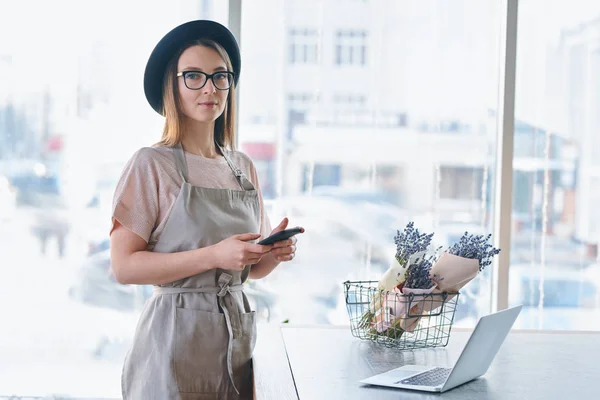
[335,30,368,65]
[333,93,367,108]
[439,166,485,200]
[289,28,319,64]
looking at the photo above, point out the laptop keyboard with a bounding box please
[396,367,452,387]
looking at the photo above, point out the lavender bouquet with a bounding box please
[359,222,500,338]
[359,222,435,334]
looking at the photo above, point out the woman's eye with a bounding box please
[186,72,202,80]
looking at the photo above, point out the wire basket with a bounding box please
[344,280,459,350]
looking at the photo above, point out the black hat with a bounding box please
[143,20,241,115]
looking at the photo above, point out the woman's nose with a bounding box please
[202,79,217,94]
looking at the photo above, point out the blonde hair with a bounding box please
[157,39,237,149]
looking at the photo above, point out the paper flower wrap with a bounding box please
[373,286,436,332]
[421,252,480,312]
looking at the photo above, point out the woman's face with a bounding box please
[177,45,230,124]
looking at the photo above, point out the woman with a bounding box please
[110,20,302,399]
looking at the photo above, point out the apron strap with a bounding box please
[153,275,244,395]
[173,141,255,191]
[216,142,256,191]
[152,285,243,295]
[172,143,189,183]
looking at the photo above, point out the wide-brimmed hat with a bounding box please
[143,20,241,115]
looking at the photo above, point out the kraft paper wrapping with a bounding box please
[397,286,436,331]
[421,252,480,312]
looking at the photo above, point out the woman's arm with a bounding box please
[110,221,218,285]
[110,221,272,285]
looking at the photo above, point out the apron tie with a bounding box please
[153,274,243,395]
[217,281,235,297]
[216,273,241,395]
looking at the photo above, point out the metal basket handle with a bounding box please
[404,292,449,317]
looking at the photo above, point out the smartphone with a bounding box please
[258,227,304,246]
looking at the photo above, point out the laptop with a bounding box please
[359,305,522,393]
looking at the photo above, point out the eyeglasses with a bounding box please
[176,70,234,90]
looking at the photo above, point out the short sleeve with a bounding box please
[247,160,272,239]
[110,148,160,243]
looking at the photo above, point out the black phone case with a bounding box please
[258,228,303,245]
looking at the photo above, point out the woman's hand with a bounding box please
[271,237,298,262]
[210,233,273,271]
[268,218,304,262]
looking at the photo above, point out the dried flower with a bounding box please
[404,257,434,289]
[394,222,434,265]
[404,253,445,289]
[446,232,501,271]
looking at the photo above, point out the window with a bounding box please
[335,30,368,65]
[287,93,320,109]
[333,93,367,108]
[509,0,600,331]
[252,158,276,200]
[439,167,485,200]
[0,1,230,397]
[289,28,319,64]
[286,93,320,138]
[3,0,600,398]
[302,163,341,190]
[241,0,502,329]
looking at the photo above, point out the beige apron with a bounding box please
[121,143,260,399]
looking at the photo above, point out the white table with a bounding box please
[254,324,600,399]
